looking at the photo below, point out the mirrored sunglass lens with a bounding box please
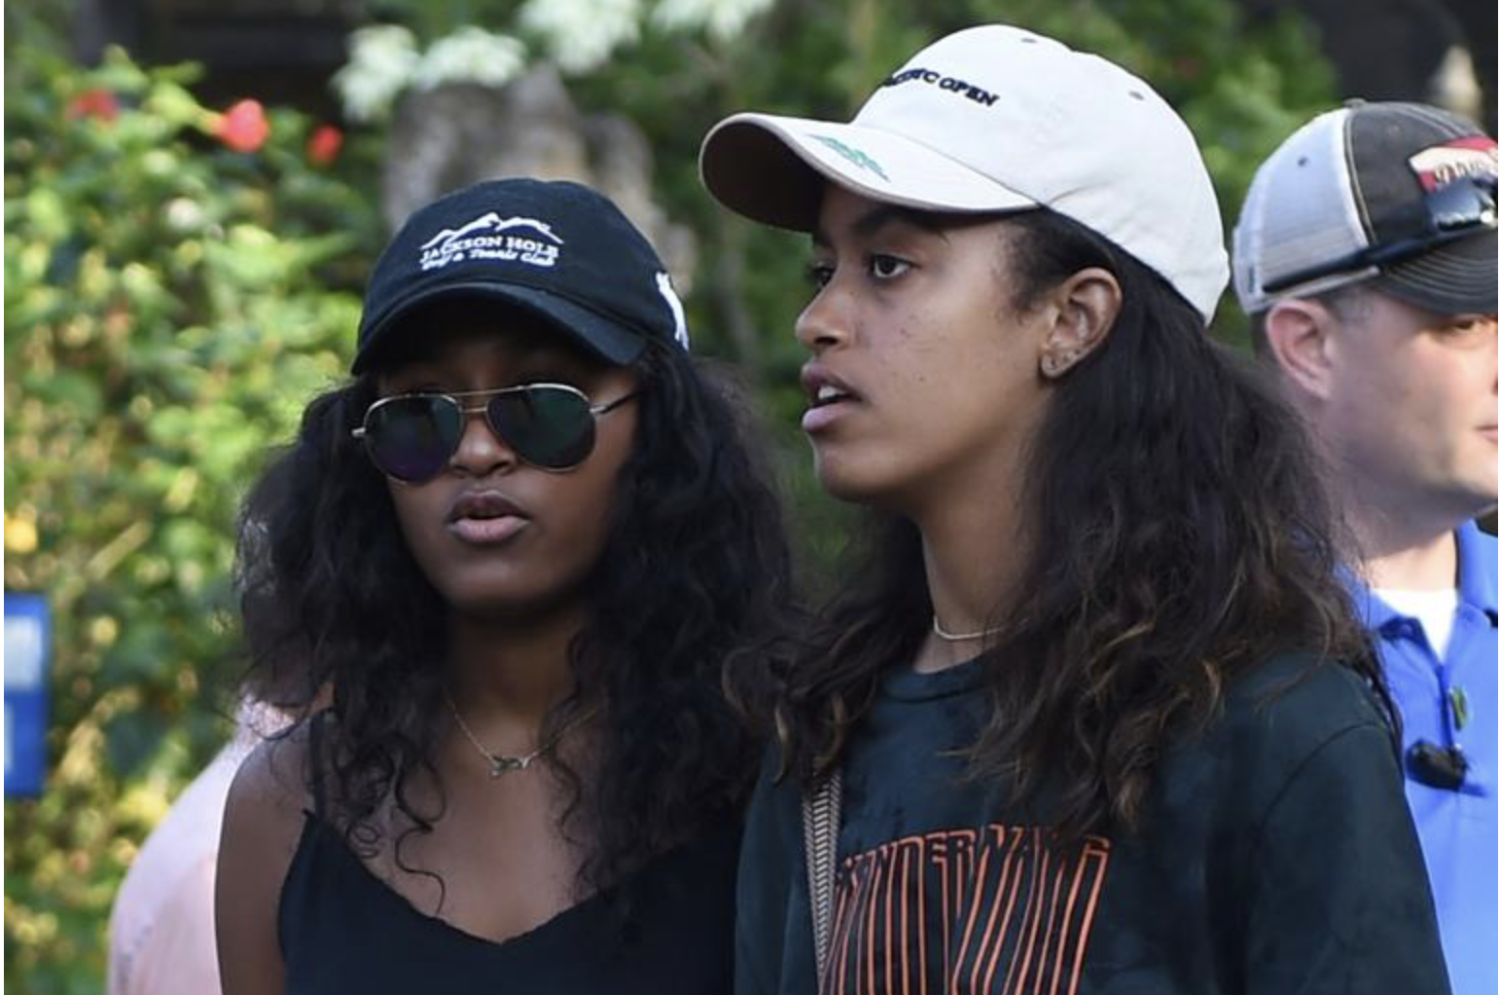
[366,396,461,481]
[488,387,595,469]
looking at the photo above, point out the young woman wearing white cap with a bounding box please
[701,25,1450,995]
[215,178,795,994]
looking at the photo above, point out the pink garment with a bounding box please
[107,705,280,995]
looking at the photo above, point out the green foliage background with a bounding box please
[4,12,381,989]
[4,1,1336,990]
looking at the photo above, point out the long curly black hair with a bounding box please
[238,330,797,893]
[763,208,1390,842]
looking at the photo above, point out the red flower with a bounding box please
[306,124,344,166]
[67,88,119,123]
[215,99,270,153]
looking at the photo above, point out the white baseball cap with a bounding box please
[699,24,1229,323]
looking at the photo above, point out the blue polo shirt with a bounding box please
[1352,521,1497,995]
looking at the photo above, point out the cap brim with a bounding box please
[699,113,1036,231]
[352,283,645,374]
[1375,230,1498,315]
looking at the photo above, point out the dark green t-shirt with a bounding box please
[736,653,1450,995]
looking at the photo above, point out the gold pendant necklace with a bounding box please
[444,691,593,778]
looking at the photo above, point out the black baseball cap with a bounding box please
[352,178,690,373]
[1234,101,1497,315]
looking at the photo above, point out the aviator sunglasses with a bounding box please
[353,383,639,482]
[1262,171,1498,294]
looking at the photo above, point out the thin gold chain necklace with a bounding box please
[444,691,594,778]
[931,615,1004,642]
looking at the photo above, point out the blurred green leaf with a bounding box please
[103,710,172,781]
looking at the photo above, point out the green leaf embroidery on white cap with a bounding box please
[813,135,889,181]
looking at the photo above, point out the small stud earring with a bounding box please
[1041,354,1064,378]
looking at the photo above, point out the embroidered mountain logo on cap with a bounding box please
[418,213,565,271]
[813,135,889,181]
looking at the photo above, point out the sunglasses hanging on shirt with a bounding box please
[353,383,639,482]
[1406,740,1469,791]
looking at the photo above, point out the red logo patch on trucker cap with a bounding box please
[1407,137,1498,192]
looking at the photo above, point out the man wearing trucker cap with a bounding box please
[1233,101,1497,995]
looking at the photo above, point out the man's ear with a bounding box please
[1262,299,1338,400]
[1037,267,1123,379]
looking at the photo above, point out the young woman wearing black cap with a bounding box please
[700,25,1451,995]
[215,178,795,994]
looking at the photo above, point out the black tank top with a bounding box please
[276,723,740,993]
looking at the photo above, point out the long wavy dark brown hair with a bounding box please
[238,327,798,897]
[764,208,1390,842]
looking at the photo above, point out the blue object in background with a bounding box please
[5,592,51,798]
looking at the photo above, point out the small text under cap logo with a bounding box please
[418,213,564,271]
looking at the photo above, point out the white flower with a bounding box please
[518,0,642,75]
[651,0,773,42]
[333,24,422,122]
[412,27,527,90]
[163,197,206,234]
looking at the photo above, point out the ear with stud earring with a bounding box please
[1040,350,1082,379]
